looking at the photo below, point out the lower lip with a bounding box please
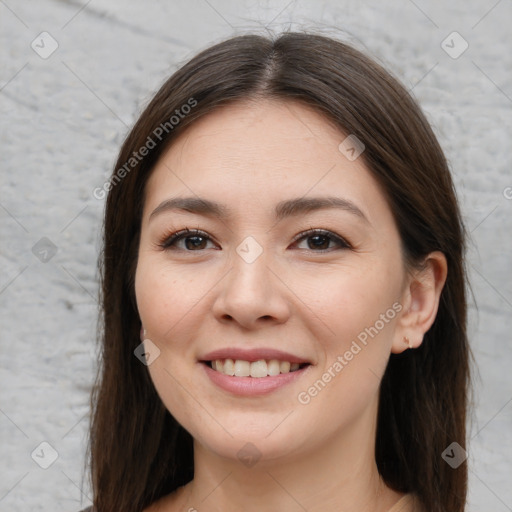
[201,362,310,396]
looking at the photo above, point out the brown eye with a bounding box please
[160,228,216,251]
[292,229,351,252]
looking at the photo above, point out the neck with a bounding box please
[177,394,403,512]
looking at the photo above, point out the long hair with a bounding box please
[88,32,472,511]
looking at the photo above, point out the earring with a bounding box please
[403,336,413,349]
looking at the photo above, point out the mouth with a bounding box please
[199,348,313,395]
[201,359,311,378]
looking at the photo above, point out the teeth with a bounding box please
[223,358,235,376]
[234,360,250,377]
[210,358,306,377]
[250,360,268,378]
[267,359,280,376]
[280,361,290,373]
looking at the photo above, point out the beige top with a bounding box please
[388,493,418,512]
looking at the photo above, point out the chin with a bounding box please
[188,416,312,466]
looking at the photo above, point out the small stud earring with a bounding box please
[403,336,413,349]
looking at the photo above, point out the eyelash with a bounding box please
[158,227,352,253]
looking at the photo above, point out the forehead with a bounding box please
[167,98,344,164]
[143,98,393,230]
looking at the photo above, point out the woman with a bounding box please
[83,32,472,511]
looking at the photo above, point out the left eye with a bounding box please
[292,229,351,252]
[159,228,350,252]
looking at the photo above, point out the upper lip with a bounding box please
[200,348,311,364]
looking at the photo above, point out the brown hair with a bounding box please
[88,32,472,511]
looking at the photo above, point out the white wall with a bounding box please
[1,1,511,510]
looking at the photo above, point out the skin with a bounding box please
[135,98,447,512]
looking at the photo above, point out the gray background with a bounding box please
[1,1,511,510]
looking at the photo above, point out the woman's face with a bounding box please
[135,99,409,464]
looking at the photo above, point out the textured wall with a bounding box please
[1,1,511,510]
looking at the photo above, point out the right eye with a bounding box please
[159,228,218,251]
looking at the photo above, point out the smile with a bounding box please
[206,359,309,377]
[199,347,312,395]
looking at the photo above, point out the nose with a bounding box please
[211,248,291,330]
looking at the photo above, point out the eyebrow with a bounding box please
[149,195,369,224]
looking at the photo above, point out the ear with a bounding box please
[391,251,448,354]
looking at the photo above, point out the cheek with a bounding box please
[303,260,401,349]
[294,273,401,428]
[303,264,401,403]
[135,257,204,338]
[135,259,209,435]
